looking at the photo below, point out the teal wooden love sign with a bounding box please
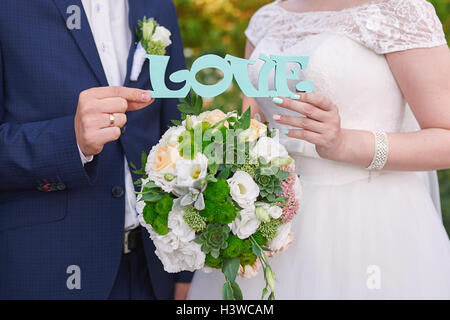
[145,54,315,98]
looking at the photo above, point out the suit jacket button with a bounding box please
[56,182,66,191]
[112,186,124,198]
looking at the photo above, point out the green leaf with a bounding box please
[217,165,233,179]
[142,181,160,189]
[261,287,269,300]
[171,120,182,126]
[230,281,243,300]
[222,257,240,283]
[251,241,262,257]
[141,192,164,202]
[141,151,148,170]
[236,107,251,130]
[222,281,234,300]
[129,162,137,170]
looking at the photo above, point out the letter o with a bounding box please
[189,55,232,98]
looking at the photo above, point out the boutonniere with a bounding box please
[130,17,172,82]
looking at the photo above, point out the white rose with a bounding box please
[152,26,172,47]
[227,171,260,209]
[231,206,261,239]
[168,200,196,243]
[175,153,208,189]
[152,231,180,253]
[250,136,288,163]
[268,222,292,251]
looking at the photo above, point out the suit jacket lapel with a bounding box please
[53,0,108,86]
[124,0,149,87]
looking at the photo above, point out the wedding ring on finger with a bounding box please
[109,113,115,127]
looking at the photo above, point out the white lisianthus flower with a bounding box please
[152,26,172,47]
[231,206,261,239]
[152,231,180,253]
[268,222,292,251]
[175,153,208,189]
[250,136,289,163]
[227,171,260,209]
[168,200,196,243]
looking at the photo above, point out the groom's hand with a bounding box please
[75,86,154,157]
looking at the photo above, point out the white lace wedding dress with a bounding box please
[188,0,450,299]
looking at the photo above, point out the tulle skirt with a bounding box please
[188,158,450,300]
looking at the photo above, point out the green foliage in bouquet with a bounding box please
[200,179,239,224]
[255,160,290,203]
[142,194,173,235]
[222,235,244,259]
[183,206,207,232]
[195,223,230,258]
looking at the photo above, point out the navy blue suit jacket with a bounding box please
[0,0,193,299]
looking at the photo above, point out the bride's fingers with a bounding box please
[273,114,325,133]
[273,97,329,121]
[298,92,336,112]
[285,129,323,145]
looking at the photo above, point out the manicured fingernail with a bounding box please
[141,92,151,101]
[273,114,281,121]
[291,94,301,100]
[282,129,289,135]
[272,97,283,105]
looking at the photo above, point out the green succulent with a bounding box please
[195,223,230,258]
[222,235,244,259]
[183,207,207,232]
[254,166,289,202]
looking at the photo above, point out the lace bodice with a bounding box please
[244,0,446,167]
[245,0,446,54]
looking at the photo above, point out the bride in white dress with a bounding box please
[188,0,450,299]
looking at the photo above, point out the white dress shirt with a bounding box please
[80,0,139,230]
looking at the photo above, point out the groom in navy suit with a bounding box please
[0,0,193,299]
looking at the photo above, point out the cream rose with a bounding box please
[240,119,267,142]
[152,145,181,172]
[227,171,260,209]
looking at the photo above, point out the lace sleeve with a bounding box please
[354,0,447,54]
[244,2,279,47]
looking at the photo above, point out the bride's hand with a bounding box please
[272,93,345,161]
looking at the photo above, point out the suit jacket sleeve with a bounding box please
[0,44,98,192]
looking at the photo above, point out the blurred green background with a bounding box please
[173,0,450,235]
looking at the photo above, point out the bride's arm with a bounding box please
[242,40,267,121]
[272,45,450,171]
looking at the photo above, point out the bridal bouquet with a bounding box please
[133,94,301,300]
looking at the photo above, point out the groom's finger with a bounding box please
[90,86,151,102]
[97,127,122,146]
[98,113,127,129]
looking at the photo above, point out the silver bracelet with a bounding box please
[366,131,389,170]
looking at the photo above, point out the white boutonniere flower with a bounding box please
[130,17,172,82]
